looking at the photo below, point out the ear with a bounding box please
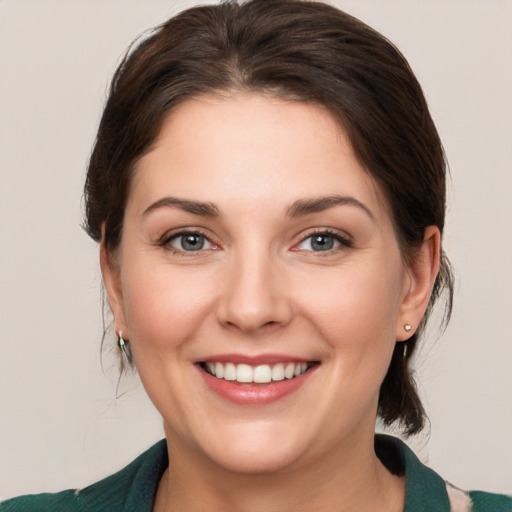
[99,229,127,337]
[396,226,441,341]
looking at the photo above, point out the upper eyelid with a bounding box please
[160,230,218,256]
[160,227,215,244]
[157,227,352,250]
[297,228,353,244]
[291,229,354,254]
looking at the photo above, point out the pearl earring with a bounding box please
[118,330,133,364]
[404,324,412,333]
[118,330,126,352]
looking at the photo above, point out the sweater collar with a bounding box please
[123,436,450,512]
[376,434,450,512]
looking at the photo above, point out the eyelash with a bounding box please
[159,229,217,257]
[294,229,353,254]
[159,228,352,256]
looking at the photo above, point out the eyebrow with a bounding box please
[142,194,374,221]
[143,197,220,217]
[287,195,375,221]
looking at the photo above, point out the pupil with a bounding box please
[182,234,204,251]
[312,235,333,251]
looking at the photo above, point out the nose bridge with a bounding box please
[217,241,292,332]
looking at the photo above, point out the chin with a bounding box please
[186,421,312,475]
[206,442,304,475]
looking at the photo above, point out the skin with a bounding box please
[101,93,440,512]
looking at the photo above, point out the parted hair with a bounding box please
[84,0,454,436]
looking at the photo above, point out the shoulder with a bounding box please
[468,489,512,512]
[0,490,80,512]
[376,435,512,512]
[445,482,512,512]
[0,439,168,512]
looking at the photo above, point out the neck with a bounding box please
[154,428,405,512]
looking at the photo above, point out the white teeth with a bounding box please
[224,362,236,381]
[204,361,310,383]
[284,362,295,379]
[236,364,253,383]
[215,362,224,379]
[253,365,272,383]
[271,363,285,381]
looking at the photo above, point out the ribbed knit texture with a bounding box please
[0,439,168,512]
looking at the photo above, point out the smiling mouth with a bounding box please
[200,361,318,384]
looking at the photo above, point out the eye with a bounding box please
[165,232,215,252]
[296,231,351,252]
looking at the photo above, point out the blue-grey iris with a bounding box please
[181,234,205,251]
[311,235,334,251]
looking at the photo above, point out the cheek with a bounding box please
[297,259,403,368]
[307,260,402,321]
[119,258,217,354]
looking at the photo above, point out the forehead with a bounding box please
[130,93,390,219]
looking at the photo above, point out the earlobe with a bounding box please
[99,234,126,335]
[396,226,441,341]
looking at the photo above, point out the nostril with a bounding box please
[220,313,284,333]
[215,274,294,332]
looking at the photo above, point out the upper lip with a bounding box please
[197,353,314,365]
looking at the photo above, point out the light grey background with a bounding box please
[1,0,511,499]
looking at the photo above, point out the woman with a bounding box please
[1,1,510,511]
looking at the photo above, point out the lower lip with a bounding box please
[198,365,317,405]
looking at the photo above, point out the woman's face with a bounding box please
[104,94,421,474]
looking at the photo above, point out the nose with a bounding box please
[216,248,294,334]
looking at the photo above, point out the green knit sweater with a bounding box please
[1,435,510,511]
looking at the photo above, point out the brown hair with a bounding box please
[84,0,454,436]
